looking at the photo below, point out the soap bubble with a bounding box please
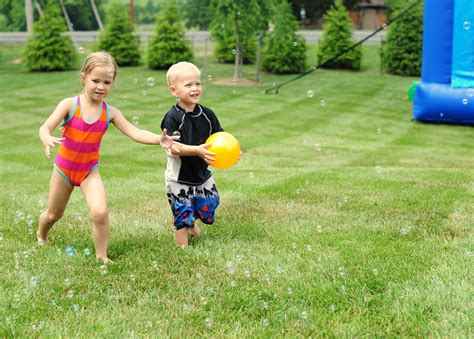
[307,90,314,98]
[78,46,85,54]
[146,77,155,87]
[463,21,471,30]
[207,75,213,81]
[65,246,75,257]
[205,317,213,328]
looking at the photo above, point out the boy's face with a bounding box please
[170,68,202,111]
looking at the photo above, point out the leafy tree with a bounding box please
[381,0,423,76]
[317,0,362,70]
[263,0,306,74]
[98,5,141,66]
[183,0,211,29]
[147,1,192,70]
[210,0,264,79]
[24,2,76,71]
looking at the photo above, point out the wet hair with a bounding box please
[80,51,118,81]
[166,61,201,86]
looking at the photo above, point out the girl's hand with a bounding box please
[43,136,65,158]
[160,129,179,148]
[197,143,216,165]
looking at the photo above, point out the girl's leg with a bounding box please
[80,170,110,262]
[38,170,74,243]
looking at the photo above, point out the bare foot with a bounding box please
[188,224,202,237]
[96,257,113,264]
[36,232,48,246]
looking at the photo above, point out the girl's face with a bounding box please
[81,66,115,102]
[170,69,202,111]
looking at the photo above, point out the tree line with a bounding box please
[23,0,423,78]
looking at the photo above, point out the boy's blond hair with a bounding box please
[166,62,201,86]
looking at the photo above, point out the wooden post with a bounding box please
[25,0,34,33]
[90,0,103,29]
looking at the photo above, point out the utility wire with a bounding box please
[265,0,422,94]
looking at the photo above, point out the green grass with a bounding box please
[0,42,473,337]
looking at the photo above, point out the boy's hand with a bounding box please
[43,135,65,158]
[197,143,216,164]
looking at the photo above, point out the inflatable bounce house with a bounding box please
[413,0,474,125]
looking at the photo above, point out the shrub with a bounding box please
[24,3,75,72]
[317,0,362,70]
[147,1,192,70]
[98,5,140,66]
[262,0,307,74]
[381,1,423,76]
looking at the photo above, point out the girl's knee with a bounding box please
[89,208,108,224]
[43,210,63,223]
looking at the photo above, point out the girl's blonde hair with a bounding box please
[80,51,118,80]
[166,61,201,86]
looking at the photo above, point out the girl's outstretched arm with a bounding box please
[109,106,180,150]
[39,98,72,158]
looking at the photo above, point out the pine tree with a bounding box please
[317,0,362,70]
[98,5,140,66]
[147,1,193,70]
[263,0,307,74]
[381,1,423,76]
[24,2,75,72]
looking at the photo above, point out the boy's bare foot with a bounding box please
[188,224,201,237]
[36,232,48,246]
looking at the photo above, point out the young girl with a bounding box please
[38,51,177,262]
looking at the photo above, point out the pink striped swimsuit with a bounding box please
[54,96,109,186]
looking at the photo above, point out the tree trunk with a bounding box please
[233,16,241,81]
[130,0,135,27]
[90,0,103,29]
[25,0,34,33]
[255,33,262,84]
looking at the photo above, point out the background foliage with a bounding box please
[263,0,307,74]
[317,0,362,70]
[380,0,423,76]
[24,2,75,71]
[98,4,141,66]
[147,1,192,70]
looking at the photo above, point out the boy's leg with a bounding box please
[38,170,74,244]
[175,228,189,247]
[80,170,110,261]
[195,177,220,226]
[166,181,196,248]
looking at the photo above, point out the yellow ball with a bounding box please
[205,132,240,169]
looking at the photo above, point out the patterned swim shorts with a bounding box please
[165,177,220,230]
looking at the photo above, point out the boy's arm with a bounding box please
[168,143,215,164]
[39,98,71,158]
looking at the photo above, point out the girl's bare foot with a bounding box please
[36,232,48,246]
[96,256,113,264]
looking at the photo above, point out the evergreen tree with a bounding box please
[147,1,192,70]
[381,0,423,76]
[98,5,140,66]
[24,2,75,72]
[263,0,307,74]
[317,0,362,70]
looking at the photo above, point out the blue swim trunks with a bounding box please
[165,177,220,230]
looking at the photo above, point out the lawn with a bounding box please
[0,41,473,336]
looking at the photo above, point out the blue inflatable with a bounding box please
[413,0,474,125]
